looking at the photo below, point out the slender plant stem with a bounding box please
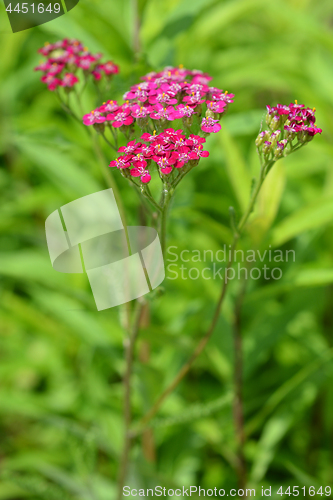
[117,301,145,500]
[172,162,197,190]
[130,181,157,216]
[233,279,247,491]
[237,169,265,233]
[101,132,117,152]
[56,90,82,125]
[160,188,173,256]
[142,187,162,213]
[74,87,84,117]
[131,0,141,59]
[132,162,273,434]
[109,126,119,150]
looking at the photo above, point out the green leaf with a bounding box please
[294,268,333,287]
[249,161,286,241]
[219,126,251,212]
[250,413,292,484]
[246,349,333,436]
[271,197,333,246]
[16,137,101,197]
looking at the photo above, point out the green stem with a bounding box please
[131,0,141,59]
[142,187,162,213]
[233,278,248,491]
[79,74,89,97]
[109,126,119,151]
[101,132,117,152]
[56,90,81,124]
[172,162,198,190]
[117,301,145,500]
[237,168,265,233]
[160,188,173,256]
[74,87,84,117]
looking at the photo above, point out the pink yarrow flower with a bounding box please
[109,155,133,169]
[107,107,134,128]
[41,74,61,91]
[150,104,178,121]
[153,152,179,174]
[183,93,205,107]
[83,110,106,126]
[118,141,143,155]
[131,153,148,169]
[130,104,152,119]
[189,144,209,159]
[99,100,120,113]
[130,165,151,183]
[101,61,119,75]
[61,73,79,87]
[108,128,212,184]
[148,89,178,105]
[124,86,149,102]
[78,65,233,135]
[36,38,119,92]
[34,61,51,72]
[176,104,197,118]
[206,100,226,113]
[48,62,65,75]
[267,101,322,139]
[201,117,222,133]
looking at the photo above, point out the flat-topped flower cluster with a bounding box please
[256,102,322,159]
[35,38,119,91]
[82,66,234,134]
[109,129,209,184]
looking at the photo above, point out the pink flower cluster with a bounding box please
[266,102,322,138]
[82,66,234,134]
[109,128,209,184]
[256,101,322,159]
[35,38,119,91]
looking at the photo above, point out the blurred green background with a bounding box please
[1,0,333,498]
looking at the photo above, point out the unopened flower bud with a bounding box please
[93,122,105,134]
[255,130,270,146]
[280,114,289,124]
[285,129,296,141]
[270,130,281,147]
[274,139,287,159]
[270,115,281,131]
[120,168,130,178]
[137,117,149,129]
[262,141,272,154]
[182,116,194,128]
[297,131,307,143]
[206,109,215,119]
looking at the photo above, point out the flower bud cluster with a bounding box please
[109,128,209,184]
[83,66,234,135]
[35,38,119,91]
[256,101,322,160]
